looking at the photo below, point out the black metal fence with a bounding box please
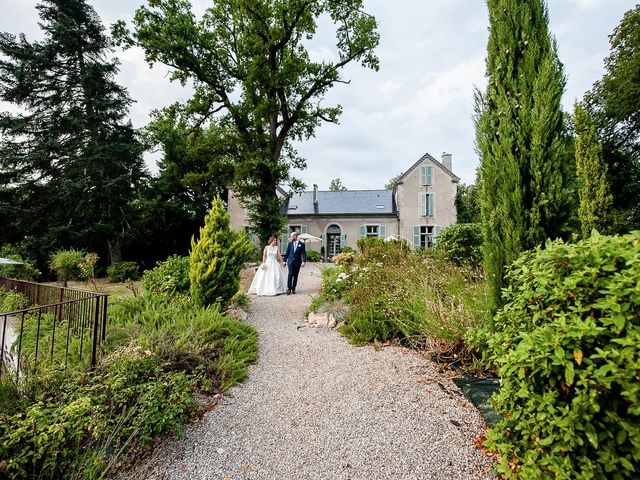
[0,278,108,380]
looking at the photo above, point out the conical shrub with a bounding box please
[189,197,253,307]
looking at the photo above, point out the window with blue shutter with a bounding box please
[379,225,386,238]
[420,165,433,186]
[428,193,435,216]
[301,225,308,234]
[281,226,289,254]
[359,225,366,238]
[413,226,420,247]
[420,193,427,216]
[434,225,442,243]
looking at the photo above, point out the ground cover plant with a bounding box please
[313,238,489,364]
[484,231,640,479]
[0,286,257,479]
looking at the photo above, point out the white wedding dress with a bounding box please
[248,245,287,296]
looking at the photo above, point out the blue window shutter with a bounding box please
[420,165,427,186]
[341,233,347,249]
[359,225,366,238]
[420,193,427,216]
[428,194,435,216]
[434,225,442,243]
[413,226,420,247]
[301,225,308,234]
[426,165,433,186]
[379,225,386,238]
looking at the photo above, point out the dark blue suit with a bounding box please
[283,240,306,292]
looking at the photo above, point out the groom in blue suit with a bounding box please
[283,231,306,294]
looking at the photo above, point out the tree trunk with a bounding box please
[108,239,123,265]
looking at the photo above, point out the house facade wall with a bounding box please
[284,216,397,254]
[228,190,250,231]
[395,157,458,244]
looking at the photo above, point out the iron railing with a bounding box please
[0,278,108,380]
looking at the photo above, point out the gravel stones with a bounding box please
[125,263,496,480]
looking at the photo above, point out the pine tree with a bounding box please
[475,0,573,313]
[0,0,145,264]
[190,197,253,308]
[574,103,613,237]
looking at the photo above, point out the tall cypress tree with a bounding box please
[574,103,613,237]
[0,0,145,264]
[475,0,573,313]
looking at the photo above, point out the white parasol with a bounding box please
[297,233,322,243]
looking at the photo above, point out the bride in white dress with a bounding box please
[248,235,287,296]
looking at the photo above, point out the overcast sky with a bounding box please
[0,0,635,189]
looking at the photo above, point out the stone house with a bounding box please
[228,152,460,258]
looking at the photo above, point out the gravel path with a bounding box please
[127,264,496,480]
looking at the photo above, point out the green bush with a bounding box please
[436,223,483,267]
[0,352,196,479]
[356,236,384,254]
[190,197,253,307]
[49,249,84,286]
[339,246,355,254]
[2,292,259,478]
[0,289,28,313]
[485,231,640,479]
[306,250,322,262]
[107,261,141,282]
[142,255,190,295]
[0,245,40,281]
[313,241,489,363]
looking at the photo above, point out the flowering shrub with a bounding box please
[313,241,489,362]
[332,251,356,266]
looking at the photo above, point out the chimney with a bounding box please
[442,152,452,172]
[313,184,318,204]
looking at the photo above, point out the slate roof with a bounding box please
[396,152,460,184]
[284,189,397,216]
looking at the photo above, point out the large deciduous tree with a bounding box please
[584,4,640,230]
[114,0,379,245]
[0,0,145,265]
[474,0,574,313]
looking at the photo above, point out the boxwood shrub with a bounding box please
[106,261,140,282]
[485,231,640,479]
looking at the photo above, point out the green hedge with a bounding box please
[142,255,190,295]
[485,231,640,479]
[306,250,322,262]
[106,261,140,282]
[436,223,483,267]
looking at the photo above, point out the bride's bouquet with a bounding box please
[259,262,268,271]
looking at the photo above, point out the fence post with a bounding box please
[90,296,101,368]
[101,295,108,341]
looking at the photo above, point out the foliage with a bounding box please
[0,352,196,478]
[142,255,190,295]
[475,0,575,315]
[356,237,385,254]
[332,251,356,266]
[2,290,258,478]
[229,292,250,311]
[574,103,614,237]
[107,261,141,283]
[0,289,28,313]
[0,0,146,264]
[123,106,233,266]
[49,249,84,287]
[190,197,253,307]
[385,173,403,191]
[436,223,483,267]
[584,4,640,230]
[114,0,379,244]
[329,178,347,191]
[484,231,640,479]
[0,245,40,281]
[314,242,489,364]
[339,246,355,254]
[455,182,481,224]
[106,293,258,391]
[306,250,322,262]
